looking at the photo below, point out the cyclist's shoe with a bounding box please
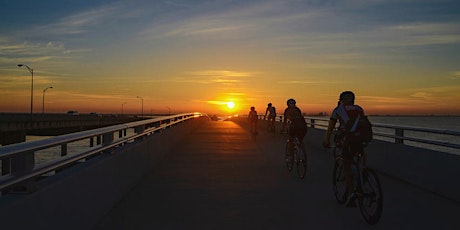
[345,192,357,207]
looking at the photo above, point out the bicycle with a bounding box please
[250,130,257,141]
[331,137,383,225]
[266,117,276,136]
[284,134,307,179]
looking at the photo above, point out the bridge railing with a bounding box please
[245,115,460,152]
[0,113,207,193]
[300,116,460,150]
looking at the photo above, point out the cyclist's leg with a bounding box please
[342,142,354,199]
[270,116,275,129]
[296,126,307,151]
[287,127,295,154]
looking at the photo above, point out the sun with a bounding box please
[227,101,235,109]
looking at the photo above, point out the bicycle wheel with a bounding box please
[285,142,294,172]
[296,145,307,179]
[333,146,342,159]
[332,158,347,204]
[358,168,383,225]
[269,126,275,136]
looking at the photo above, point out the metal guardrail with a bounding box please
[247,115,460,150]
[301,116,460,150]
[0,113,207,192]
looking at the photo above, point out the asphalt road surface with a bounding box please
[95,120,459,230]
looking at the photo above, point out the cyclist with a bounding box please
[281,98,308,150]
[264,103,277,132]
[323,91,366,207]
[248,106,258,136]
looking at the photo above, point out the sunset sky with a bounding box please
[1,0,459,115]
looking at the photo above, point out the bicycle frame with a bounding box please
[285,136,307,179]
[331,135,383,225]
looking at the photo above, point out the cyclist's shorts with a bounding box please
[289,124,307,140]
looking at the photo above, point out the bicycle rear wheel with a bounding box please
[269,126,275,136]
[296,145,307,179]
[285,142,294,172]
[332,158,347,204]
[358,168,383,225]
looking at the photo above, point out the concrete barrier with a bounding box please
[0,117,209,229]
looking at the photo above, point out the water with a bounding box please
[311,116,460,155]
[369,116,460,155]
[26,128,138,164]
[26,135,91,165]
[368,116,460,132]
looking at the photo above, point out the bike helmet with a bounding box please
[339,91,355,103]
[286,98,296,106]
[268,103,272,107]
[250,106,255,111]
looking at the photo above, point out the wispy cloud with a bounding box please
[33,4,122,36]
[0,39,86,67]
[190,70,255,78]
[452,71,460,79]
[378,22,460,47]
[278,80,341,84]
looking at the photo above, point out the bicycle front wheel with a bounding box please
[285,142,294,172]
[296,145,307,179]
[332,158,347,204]
[358,168,383,225]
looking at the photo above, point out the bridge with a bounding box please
[0,114,459,229]
[0,113,147,145]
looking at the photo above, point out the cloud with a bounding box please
[379,22,460,46]
[32,4,123,36]
[207,100,231,105]
[452,71,460,79]
[410,92,432,99]
[278,80,341,84]
[190,70,255,78]
[59,91,129,101]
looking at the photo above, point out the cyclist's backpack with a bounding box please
[344,110,373,143]
[269,106,276,116]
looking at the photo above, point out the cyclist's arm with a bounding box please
[281,111,289,131]
[325,118,337,144]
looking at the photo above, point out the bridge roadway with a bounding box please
[94,119,459,229]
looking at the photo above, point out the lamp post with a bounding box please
[136,96,143,116]
[166,106,171,116]
[121,102,127,115]
[17,64,34,116]
[42,86,53,114]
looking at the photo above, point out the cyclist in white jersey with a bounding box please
[323,91,366,207]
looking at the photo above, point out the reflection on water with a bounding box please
[23,128,136,169]
[27,136,91,165]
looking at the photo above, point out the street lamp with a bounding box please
[17,64,34,116]
[42,86,53,114]
[121,102,127,115]
[136,96,143,116]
